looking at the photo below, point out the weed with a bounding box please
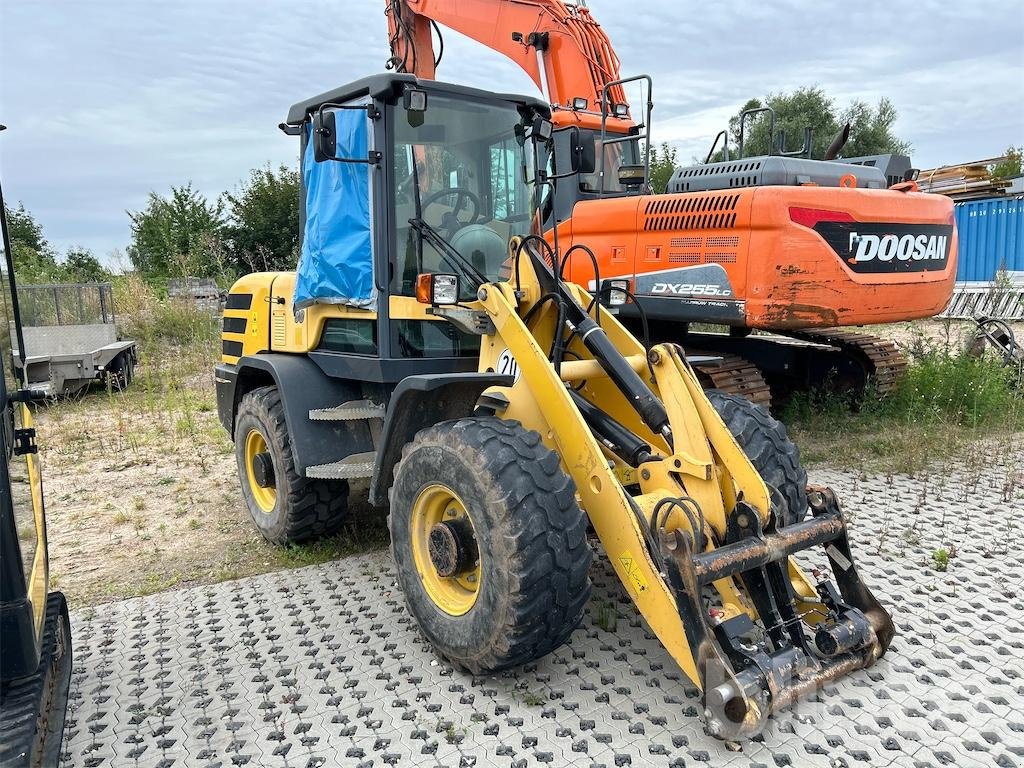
[112,511,131,525]
[522,691,546,706]
[932,548,950,572]
[900,526,921,547]
[784,345,1024,473]
[187,519,202,530]
[595,600,618,633]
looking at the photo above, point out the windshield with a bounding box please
[579,131,642,194]
[392,93,535,298]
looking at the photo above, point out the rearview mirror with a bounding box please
[570,128,596,175]
[312,108,337,162]
[618,163,645,189]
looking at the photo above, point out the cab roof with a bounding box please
[284,73,550,127]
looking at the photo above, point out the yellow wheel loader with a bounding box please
[215,73,894,740]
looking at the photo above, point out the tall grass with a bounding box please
[887,350,1020,427]
[783,346,1023,473]
[113,273,219,350]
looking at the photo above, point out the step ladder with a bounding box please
[305,400,384,481]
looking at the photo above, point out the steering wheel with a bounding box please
[420,187,482,232]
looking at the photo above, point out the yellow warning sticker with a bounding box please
[615,466,637,485]
[617,550,649,594]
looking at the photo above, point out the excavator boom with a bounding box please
[386,0,628,125]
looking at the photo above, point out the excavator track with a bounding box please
[784,328,908,396]
[689,351,773,409]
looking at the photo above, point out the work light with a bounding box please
[533,116,553,141]
[404,88,428,112]
[600,278,631,307]
[572,97,588,110]
[416,273,459,305]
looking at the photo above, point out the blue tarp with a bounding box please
[294,109,375,309]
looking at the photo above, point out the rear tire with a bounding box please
[389,417,592,674]
[106,352,134,391]
[235,386,348,545]
[706,390,808,526]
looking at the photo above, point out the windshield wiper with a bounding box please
[407,218,488,288]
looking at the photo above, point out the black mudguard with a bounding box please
[368,373,512,507]
[218,354,375,476]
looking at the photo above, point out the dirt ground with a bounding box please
[862,317,1022,356]
[33,341,382,607]
[32,319,1020,607]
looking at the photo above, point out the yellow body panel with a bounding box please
[222,272,462,362]
[19,403,48,642]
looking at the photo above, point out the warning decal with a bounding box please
[617,551,649,594]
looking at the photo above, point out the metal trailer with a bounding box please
[8,283,137,396]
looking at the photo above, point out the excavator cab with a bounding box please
[218,73,895,739]
[0,162,72,766]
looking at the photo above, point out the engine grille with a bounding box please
[643,193,740,231]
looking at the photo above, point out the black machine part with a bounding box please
[658,485,894,740]
[670,155,890,194]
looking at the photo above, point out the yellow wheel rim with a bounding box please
[410,484,482,616]
[244,429,277,514]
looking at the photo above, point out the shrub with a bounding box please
[113,274,218,348]
[887,350,1018,427]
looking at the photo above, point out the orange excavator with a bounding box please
[385,0,957,407]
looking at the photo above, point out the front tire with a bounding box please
[707,390,808,526]
[235,386,348,545]
[389,417,592,674]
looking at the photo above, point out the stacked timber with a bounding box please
[918,157,1011,200]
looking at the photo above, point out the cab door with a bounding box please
[0,279,48,678]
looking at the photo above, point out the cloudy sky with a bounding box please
[1,0,1021,264]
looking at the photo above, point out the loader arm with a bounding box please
[471,245,893,739]
[385,0,629,123]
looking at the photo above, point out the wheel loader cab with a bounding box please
[217,74,547,378]
[215,73,555,533]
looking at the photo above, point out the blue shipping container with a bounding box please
[953,195,1024,282]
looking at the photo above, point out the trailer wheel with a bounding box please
[389,417,592,674]
[706,390,808,526]
[235,385,348,545]
[106,353,134,391]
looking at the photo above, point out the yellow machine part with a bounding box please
[473,260,822,689]
[221,271,455,363]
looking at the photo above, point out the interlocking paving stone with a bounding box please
[60,460,1024,767]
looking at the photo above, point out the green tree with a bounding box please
[839,97,910,158]
[5,202,50,254]
[127,184,226,280]
[990,146,1022,180]
[60,247,109,282]
[224,165,300,273]
[648,142,679,194]
[715,86,910,161]
[3,203,61,282]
